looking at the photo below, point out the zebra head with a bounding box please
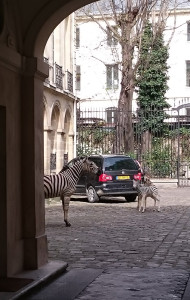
[82,157,99,174]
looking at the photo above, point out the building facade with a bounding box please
[43,15,77,174]
[75,5,190,117]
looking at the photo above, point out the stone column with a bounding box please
[0,106,6,276]
[21,57,48,269]
[68,133,74,161]
[44,129,52,175]
[56,130,65,172]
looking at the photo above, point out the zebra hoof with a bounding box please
[65,221,71,227]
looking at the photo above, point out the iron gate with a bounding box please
[76,104,190,186]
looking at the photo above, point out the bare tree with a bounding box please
[77,0,182,152]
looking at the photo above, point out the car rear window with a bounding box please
[104,157,138,171]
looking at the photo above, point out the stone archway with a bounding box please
[0,0,97,286]
[50,104,61,173]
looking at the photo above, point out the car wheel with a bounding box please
[87,186,99,203]
[125,195,137,202]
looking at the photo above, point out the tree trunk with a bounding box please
[116,17,134,154]
[142,131,152,154]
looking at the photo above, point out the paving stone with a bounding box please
[28,187,190,299]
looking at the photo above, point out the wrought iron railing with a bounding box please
[76,106,190,183]
[43,57,50,83]
[55,63,63,90]
[66,70,73,93]
[43,60,73,93]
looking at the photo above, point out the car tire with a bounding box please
[125,195,137,202]
[86,186,99,203]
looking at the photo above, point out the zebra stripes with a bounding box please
[44,157,98,226]
[133,179,160,212]
[44,164,80,199]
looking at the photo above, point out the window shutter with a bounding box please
[107,27,112,46]
[113,65,118,89]
[76,27,80,48]
[186,61,190,87]
[76,65,81,90]
[187,23,190,41]
[106,65,112,89]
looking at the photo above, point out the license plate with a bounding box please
[116,176,130,180]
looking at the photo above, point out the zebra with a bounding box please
[44,157,99,226]
[133,179,160,213]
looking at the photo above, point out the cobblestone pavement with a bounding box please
[45,186,190,299]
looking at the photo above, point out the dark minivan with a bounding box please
[69,154,142,203]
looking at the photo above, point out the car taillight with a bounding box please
[134,173,142,180]
[99,174,113,182]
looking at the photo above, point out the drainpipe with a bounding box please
[73,97,77,157]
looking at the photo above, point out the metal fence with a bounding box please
[76,105,190,186]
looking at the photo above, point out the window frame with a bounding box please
[106,64,119,90]
[107,26,118,47]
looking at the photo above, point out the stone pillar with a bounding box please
[44,129,51,175]
[68,133,74,161]
[56,130,64,172]
[21,57,48,269]
[0,106,7,276]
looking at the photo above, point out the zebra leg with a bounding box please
[152,195,160,212]
[152,196,156,211]
[138,195,142,212]
[157,196,161,212]
[137,195,140,210]
[61,195,71,227]
[142,195,146,213]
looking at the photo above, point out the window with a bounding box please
[106,64,119,89]
[89,157,102,169]
[76,65,81,90]
[76,27,80,48]
[186,61,190,86]
[107,26,118,46]
[55,63,63,89]
[187,23,190,41]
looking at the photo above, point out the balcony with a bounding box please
[43,57,50,84]
[55,63,63,90]
[66,70,73,93]
[43,58,73,94]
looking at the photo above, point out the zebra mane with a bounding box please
[59,156,87,173]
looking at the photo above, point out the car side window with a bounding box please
[89,157,102,169]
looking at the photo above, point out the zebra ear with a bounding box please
[82,156,87,162]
